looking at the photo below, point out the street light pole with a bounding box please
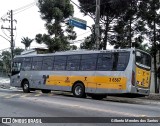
[95,0,100,50]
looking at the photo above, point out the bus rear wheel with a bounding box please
[73,83,86,98]
[41,89,51,93]
[22,80,30,93]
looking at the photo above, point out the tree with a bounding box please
[78,0,129,50]
[13,48,24,56]
[36,0,76,53]
[21,37,34,50]
[109,0,149,50]
[0,48,24,74]
[138,0,160,93]
[1,51,11,73]
[80,36,94,50]
[70,45,77,50]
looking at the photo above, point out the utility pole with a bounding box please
[95,0,100,50]
[10,10,14,61]
[1,10,16,72]
[1,10,16,61]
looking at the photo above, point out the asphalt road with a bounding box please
[0,88,160,126]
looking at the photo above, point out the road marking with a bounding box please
[48,93,54,96]
[20,94,31,98]
[4,94,20,99]
[23,97,148,117]
[0,94,9,97]
[34,93,42,97]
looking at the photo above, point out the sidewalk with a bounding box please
[0,77,10,89]
[106,94,160,105]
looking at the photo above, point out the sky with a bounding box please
[0,0,95,51]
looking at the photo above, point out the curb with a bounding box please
[106,96,160,105]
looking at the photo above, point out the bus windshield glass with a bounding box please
[136,51,151,69]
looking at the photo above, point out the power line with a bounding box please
[76,31,91,37]
[13,3,36,15]
[69,39,85,43]
[13,2,35,12]
[70,0,95,21]
[2,29,11,39]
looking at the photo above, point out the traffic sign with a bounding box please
[69,17,87,30]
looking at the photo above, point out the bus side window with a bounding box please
[21,57,32,71]
[66,55,81,71]
[31,57,43,71]
[97,53,113,71]
[116,52,130,71]
[12,62,21,72]
[53,56,67,71]
[42,57,54,70]
[80,54,97,71]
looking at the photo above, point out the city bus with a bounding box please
[10,48,151,100]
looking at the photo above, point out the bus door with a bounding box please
[11,58,22,87]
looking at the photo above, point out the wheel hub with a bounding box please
[75,86,82,95]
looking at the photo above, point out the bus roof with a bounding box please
[14,48,138,58]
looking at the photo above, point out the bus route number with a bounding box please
[109,78,121,82]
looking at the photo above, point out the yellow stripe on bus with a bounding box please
[46,76,127,90]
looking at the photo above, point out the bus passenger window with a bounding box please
[31,57,43,70]
[80,54,97,71]
[66,55,81,71]
[116,52,130,71]
[21,57,32,71]
[97,53,113,71]
[42,57,53,70]
[53,56,67,71]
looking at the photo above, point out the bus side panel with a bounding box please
[94,71,129,94]
[10,73,21,87]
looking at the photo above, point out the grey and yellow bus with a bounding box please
[10,48,151,99]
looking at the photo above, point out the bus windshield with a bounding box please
[136,51,151,69]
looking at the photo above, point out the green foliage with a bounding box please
[38,0,74,23]
[70,45,77,50]
[0,48,24,73]
[13,48,24,56]
[36,0,76,52]
[78,0,131,49]
[80,36,94,50]
[1,51,11,73]
[21,37,34,50]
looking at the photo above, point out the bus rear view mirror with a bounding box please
[8,73,11,78]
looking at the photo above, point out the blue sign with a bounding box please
[69,17,87,30]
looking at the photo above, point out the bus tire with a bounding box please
[72,83,86,98]
[91,94,106,100]
[22,80,30,93]
[41,89,51,93]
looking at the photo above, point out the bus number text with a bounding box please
[109,78,121,82]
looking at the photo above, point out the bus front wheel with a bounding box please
[72,83,86,98]
[22,80,30,93]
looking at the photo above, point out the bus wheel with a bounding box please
[73,83,86,98]
[22,80,30,93]
[41,89,51,93]
[91,94,106,100]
